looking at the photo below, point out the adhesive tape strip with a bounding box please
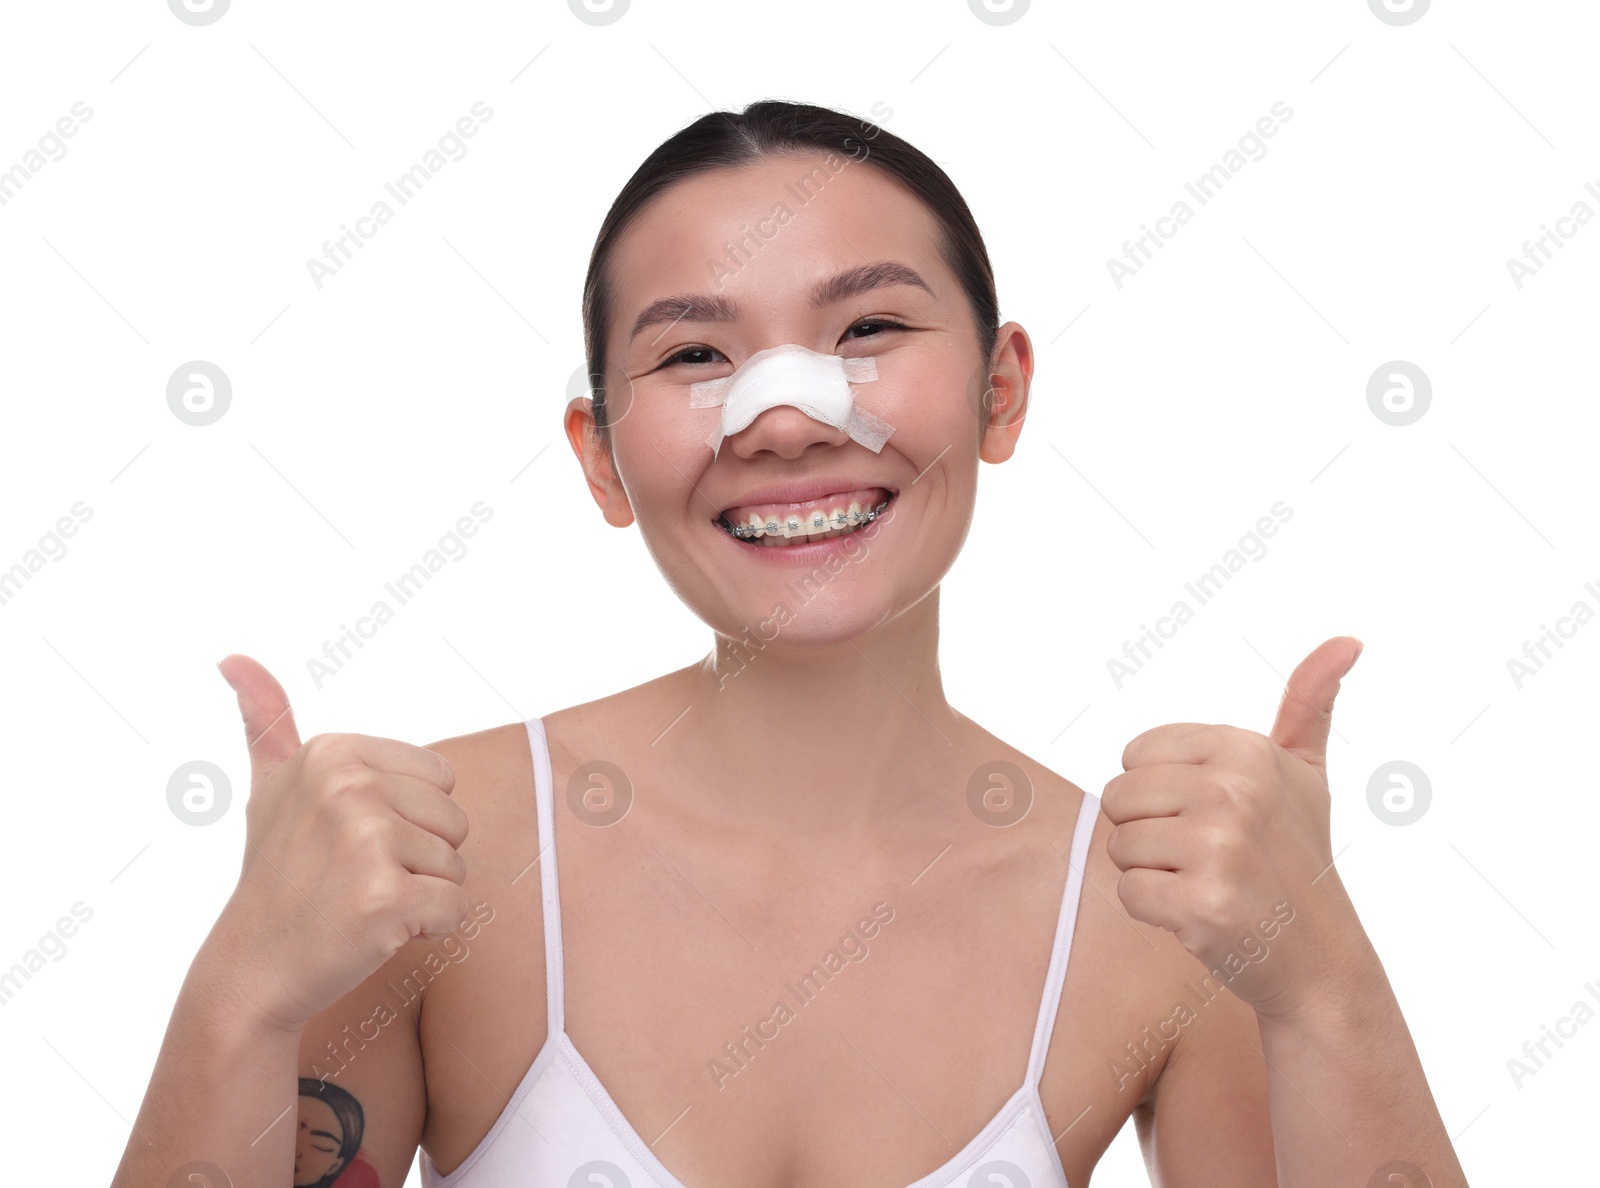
[687,343,895,457]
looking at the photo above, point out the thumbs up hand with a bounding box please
[1102,637,1365,1024]
[212,654,470,1030]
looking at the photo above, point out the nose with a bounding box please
[722,403,853,460]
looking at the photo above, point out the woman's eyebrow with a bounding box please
[628,260,935,345]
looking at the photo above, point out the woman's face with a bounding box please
[570,150,1029,647]
[294,1095,345,1186]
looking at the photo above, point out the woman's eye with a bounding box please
[665,345,726,367]
[843,319,906,341]
[664,322,903,367]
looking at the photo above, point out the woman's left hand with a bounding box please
[1102,636,1369,1024]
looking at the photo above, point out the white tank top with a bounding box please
[420,715,1100,1188]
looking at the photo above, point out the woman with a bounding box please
[295,1079,375,1188]
[113,100,1466,1188]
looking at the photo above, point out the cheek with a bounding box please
[881,356,984,442]
[882,392,974,482]
[612,398,712,514]
[618,376,709,448]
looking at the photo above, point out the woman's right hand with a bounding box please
[210,654,470,1031]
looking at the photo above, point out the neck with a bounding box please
[664,588,963,835]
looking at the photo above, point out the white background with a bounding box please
[1,1,1594,1184]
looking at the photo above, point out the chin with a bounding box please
[708,590,895,652]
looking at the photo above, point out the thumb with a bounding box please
[1268,636,1363,764]
[216,653,302,779]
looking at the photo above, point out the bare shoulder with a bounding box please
[976,732,1231,1178]
[411,719,548,1167]
[409,691,666,1170]
[424,723,534,828]
[417,721,542,918]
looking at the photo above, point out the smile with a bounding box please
[715,487,895,547]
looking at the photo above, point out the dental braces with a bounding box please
[724,499,891,539]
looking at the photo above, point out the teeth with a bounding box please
[723,497,891,544]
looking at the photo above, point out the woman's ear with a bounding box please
[565,395,636,528]
[979,323,1032,464]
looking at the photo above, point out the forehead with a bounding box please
[300,1097,340,1126]
[608,152,949,345]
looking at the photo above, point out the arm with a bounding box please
[289,942,432,1188]
[109,914,303,1187]
[1141,901,1465,1187]
[1107,639,1467,1187]
[1135,964,1277,1185]
[110,914,432,1188]
[1251,890,1464,1188]
[112,655,467,1187]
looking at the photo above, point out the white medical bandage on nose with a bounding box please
[687,344,896,457]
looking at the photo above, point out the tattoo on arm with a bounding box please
[295,1077,375,1188]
